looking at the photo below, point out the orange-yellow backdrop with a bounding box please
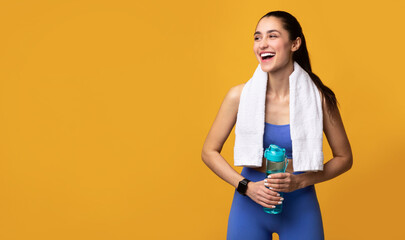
[0,0,404,239]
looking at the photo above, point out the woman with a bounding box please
[201,11,353,240]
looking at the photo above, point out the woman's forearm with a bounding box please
[201,150,245,189]
[297,156,353,189]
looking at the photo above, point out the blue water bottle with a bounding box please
[263,144,289,214]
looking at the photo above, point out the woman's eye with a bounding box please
[254,35,276,40]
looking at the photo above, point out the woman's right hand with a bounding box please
[245,180,284,208]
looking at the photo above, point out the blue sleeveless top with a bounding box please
[263,122,293,159]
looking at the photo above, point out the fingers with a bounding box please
[265,182,289,189]
[266,178,290,184]
[258,194,283,205]
[257,188,284,208]
[264,180,288,189]
[247,181,285,208]
[256,199,275,209]
[259,186,283,200]
[267,173,288,179]
[261,188,282,199]
[264,175,292,192]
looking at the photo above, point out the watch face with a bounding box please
[238,179,248,195]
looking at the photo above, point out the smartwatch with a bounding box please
[237,178,250,196]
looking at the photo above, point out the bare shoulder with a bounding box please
[225,83,245,108]
[217,82,246,121]
[227,83,245,99]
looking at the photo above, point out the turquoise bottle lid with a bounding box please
[264,144,286,162]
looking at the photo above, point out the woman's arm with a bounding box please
[202,84,282,208]
[266,93,353,192]
[201,84,246,189]
[298,93,353,188]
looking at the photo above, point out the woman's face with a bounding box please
[253,16,297,73]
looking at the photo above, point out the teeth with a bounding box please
[261,52,275,57]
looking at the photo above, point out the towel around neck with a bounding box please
[233,61,324,172]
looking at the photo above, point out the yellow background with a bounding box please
[0,0,404,239]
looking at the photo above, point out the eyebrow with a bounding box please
[254,30,280,36]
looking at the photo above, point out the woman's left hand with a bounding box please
[264,172,302,193]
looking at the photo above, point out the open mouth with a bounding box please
[260,52,275,61]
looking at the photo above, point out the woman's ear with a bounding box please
[291,37,302,52]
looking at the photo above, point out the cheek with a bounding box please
[281,41,292,52]
[269,41,283,51]
[273,41,291,57]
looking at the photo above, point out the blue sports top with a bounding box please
[263,122,293,159]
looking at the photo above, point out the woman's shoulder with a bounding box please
[226,83,246,102]
[220,83,246,113]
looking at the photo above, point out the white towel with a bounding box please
[234,61,324,172]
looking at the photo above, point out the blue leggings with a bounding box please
[227,167,324,240]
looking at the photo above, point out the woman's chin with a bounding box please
[260,64,275,73]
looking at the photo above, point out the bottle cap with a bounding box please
[264,144,286,162]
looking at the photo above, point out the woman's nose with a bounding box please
[259,39,268,49]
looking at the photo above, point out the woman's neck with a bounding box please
[266,62,294,100]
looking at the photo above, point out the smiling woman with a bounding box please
[201,10,352,240]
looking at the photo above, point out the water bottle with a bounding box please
[263,144,289,214]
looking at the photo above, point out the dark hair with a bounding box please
[258,10,339,120]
